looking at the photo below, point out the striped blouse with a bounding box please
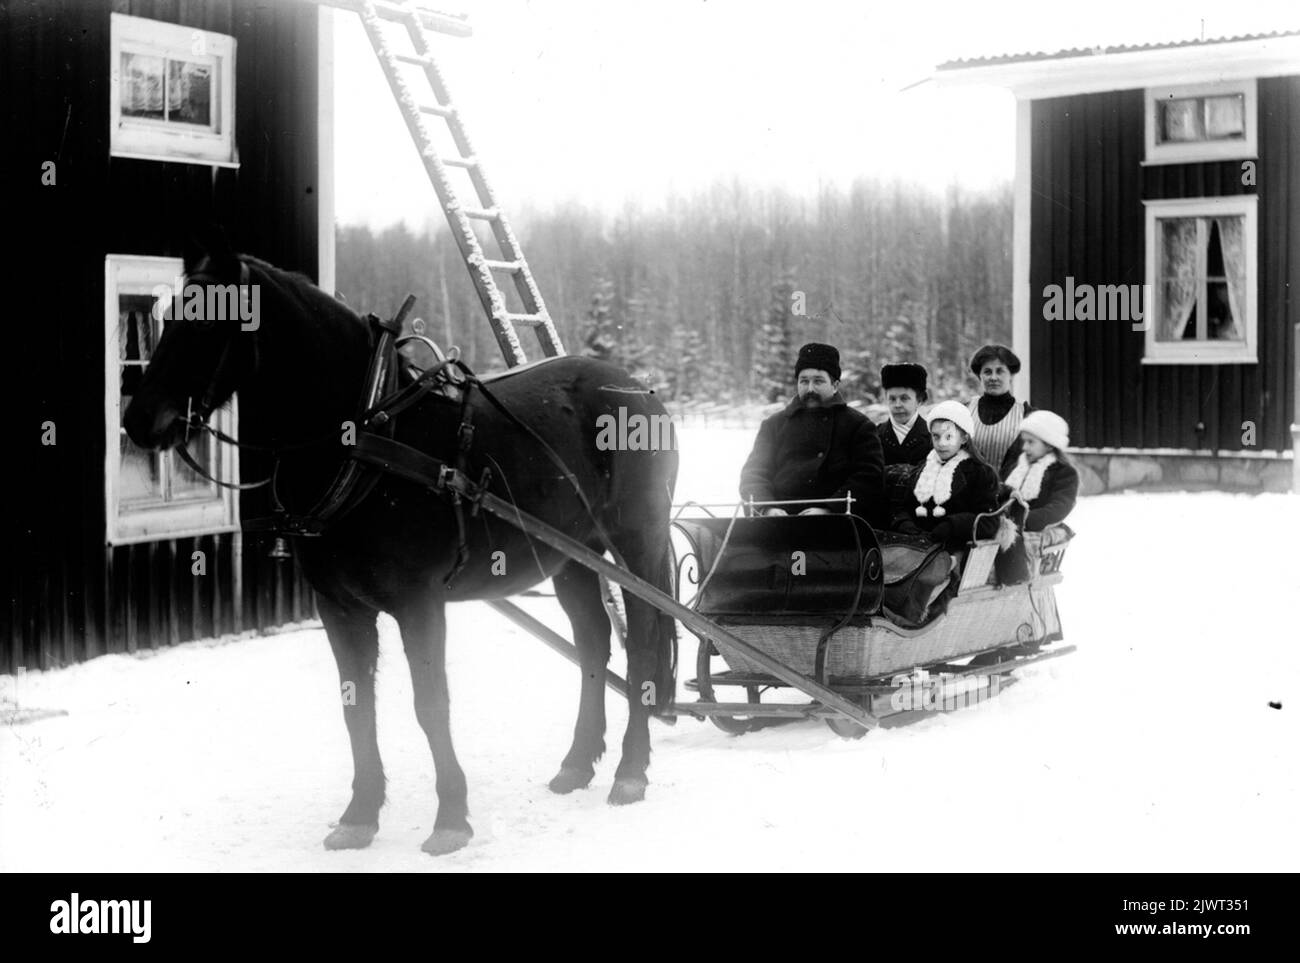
[966,396,1026,474]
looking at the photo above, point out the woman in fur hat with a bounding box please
[966,344,1035,477]
[876,362,931,467]
[1001,410,1079,531]
[892,400,1000,551]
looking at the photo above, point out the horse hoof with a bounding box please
[421,827,473,856]
[324,823,378,850]
[548,767,594,794]
[607,778,647,806]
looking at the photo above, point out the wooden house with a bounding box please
[936,32,1300,492]
[3,0,337,672]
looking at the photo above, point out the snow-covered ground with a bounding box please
[2,428,1298,872]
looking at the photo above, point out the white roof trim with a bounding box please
[935,34,1300,99]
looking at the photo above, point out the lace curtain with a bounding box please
[1213,215,1246,339]
[121,53,164,117]
[1159,214,1247,341]
[1160,219,1198,340]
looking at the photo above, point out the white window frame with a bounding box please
[110,13,238,167]
[1141,195,1257,366]
[1143,80,1257,166]
[105,255,240,545]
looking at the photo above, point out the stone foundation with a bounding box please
[1068,448,1295,495]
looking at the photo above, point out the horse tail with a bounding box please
[649,543,678,717]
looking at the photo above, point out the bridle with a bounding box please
[175,260,279,490]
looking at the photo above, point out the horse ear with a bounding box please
[184,224,239,278]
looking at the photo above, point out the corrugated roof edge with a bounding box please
[936,28,1300,71]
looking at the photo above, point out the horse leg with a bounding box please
[548,560,612,794]
[394,592,472,856]
[318,595,385,850]
[608,530,677,806]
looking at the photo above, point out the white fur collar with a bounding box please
[1005,452,1056,502]
[913,449,968,517]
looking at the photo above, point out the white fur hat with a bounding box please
[1019,410,1070,451]
[926,400,975,438]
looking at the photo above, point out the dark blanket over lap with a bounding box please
[677,515,883,620]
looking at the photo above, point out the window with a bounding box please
[1142,196,1257,365]
[110,14,237,167]
[1144,81,1256,165]
[106,256,239,545]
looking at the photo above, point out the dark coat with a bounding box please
[1000,458,1079,531]
[890,454,1000,551]
[739,395,886,527]
[876,416,931,466]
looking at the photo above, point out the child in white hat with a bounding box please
[1001,410,1079,531]
[892,400,1000,550]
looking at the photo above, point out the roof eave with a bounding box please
[934,34,1300,99]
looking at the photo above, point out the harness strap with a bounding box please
[350,432,469,497]
[177,443,271,491]
[441,386,478,587]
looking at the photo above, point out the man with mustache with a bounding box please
[739,343,885,526]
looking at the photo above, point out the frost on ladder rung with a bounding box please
[504,313,547,327]
[395,53,435,67]
[419,103,456,118]
[483,259,522,273]
[460,206,499,221]
[442,156,476,168]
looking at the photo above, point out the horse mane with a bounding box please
[238,253,368,335]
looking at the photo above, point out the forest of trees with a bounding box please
[335,178,1013,405]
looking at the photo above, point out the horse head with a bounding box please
[123,230,260,452]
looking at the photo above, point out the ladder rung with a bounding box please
[362,1,472,37]
[458,206,499,221]
[483,259,523,273]
[395,53,435,67]
[503,313,547,327]
[442,156,477,169]
[419,102,456,118]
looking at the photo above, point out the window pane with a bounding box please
[120,433,162,505]
[171,432,217,499]
[1205,282,1240,340]
[1204,95,1245,140]
[1158,218,1199,341]
[1160,98,1203,143]
[166,59,212,127]
[1211,215,1246,341]
[120,52,165,119]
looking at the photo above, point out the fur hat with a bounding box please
[1019,410,1070,451]
[926,400,975,438]
[969,343,1021,375]
[880,363,928,400]
[794,343,841,382]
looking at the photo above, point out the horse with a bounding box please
[123,240,679,856]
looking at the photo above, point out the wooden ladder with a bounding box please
[354,0,564,366]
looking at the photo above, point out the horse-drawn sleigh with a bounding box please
[671,505,1075,739]
[104,0,1082,858]
[123,239,1077,855]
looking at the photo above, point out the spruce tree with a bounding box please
[581,279,619,363]
[752,275,795,402]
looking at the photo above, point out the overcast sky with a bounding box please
[331,0,1300,232]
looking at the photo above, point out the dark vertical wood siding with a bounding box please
[3,0,323,672]
[1028,77,1298,452]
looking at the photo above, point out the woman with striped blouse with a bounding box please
[965,344,1034,478]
